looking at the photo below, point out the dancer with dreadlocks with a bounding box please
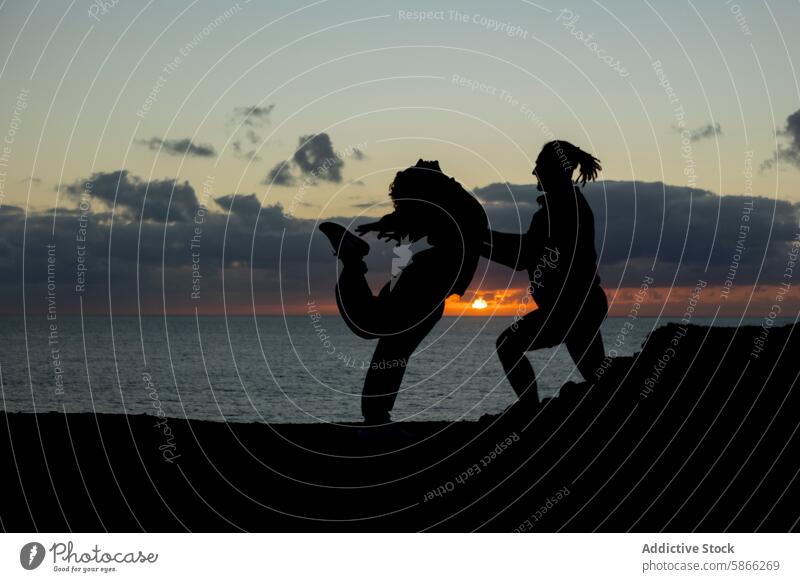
[481,141,608,411]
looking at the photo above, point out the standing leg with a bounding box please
[361,320,437,424]
[565,327,606,383]
[565,286,609,382]
[496,310,561,405]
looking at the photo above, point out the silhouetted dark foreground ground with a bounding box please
[2,323,798,532]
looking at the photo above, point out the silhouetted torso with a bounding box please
[378,243,475,334]
[525,186,600,310]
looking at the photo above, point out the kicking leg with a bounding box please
[320,222,381,338]
[334,261,382,339]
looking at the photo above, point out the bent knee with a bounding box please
[496,328,522,355]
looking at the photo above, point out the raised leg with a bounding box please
[334,260,382,340]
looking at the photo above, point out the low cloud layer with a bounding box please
[63,170,199,222]
[3,174,798,316]
[214,193,263,218]
[475,180,800,292]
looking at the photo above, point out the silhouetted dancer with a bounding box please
[319,160,487,426]
[481,141,608,411]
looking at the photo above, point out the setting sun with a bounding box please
[471,298,488,310]
[443,288,538,316]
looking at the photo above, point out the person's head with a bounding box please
[532,140,601,194]
[387,159,485,246]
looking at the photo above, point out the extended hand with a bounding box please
[355,220,382,236]
[355,215,404,243]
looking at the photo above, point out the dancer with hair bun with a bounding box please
[319,159,486,426]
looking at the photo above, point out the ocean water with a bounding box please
[0,315,788,424]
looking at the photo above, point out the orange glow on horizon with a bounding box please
[94,285,798,318]
[445,288,538,316]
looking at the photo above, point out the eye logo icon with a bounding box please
[20,542,45,570]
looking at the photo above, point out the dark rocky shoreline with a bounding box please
[1,323,798,532]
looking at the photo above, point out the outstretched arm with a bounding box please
[355,213,404,244]
[480,230,528,271]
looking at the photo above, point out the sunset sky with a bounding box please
[1,0,799,317]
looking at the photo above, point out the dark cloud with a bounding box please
[762,109,800,170]
[232,105,274,127]
[214,193,262,218]
[229,104,275,161]
[350,200,389,209]
[0,197,332,315]
[63,170,199,222]
[684,122,722,142]
[475,180,800,289]
[292,133,344,183]
[265,161,296,186]
[264,133,351,186]
[476,182,539,208]
[136,137,216,157]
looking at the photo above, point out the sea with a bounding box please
[0,315,790,424]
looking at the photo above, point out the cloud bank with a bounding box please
[3,174,797,316]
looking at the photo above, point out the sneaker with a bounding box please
[319,222,369,260]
